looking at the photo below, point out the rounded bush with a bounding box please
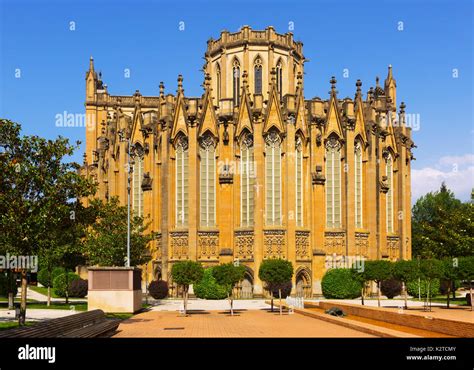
[439,279,460,295]
[406,279,440,298]
[321,268,362,299]
[68,279,88,298]
[38,267,65,288]
[380,278,402,299]
[194,268,228,300]
[53,273,80,297]
[148,280,169,299]
[0,273,18,298]
[268,281,292,299]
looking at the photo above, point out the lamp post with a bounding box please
[118,129,136,268]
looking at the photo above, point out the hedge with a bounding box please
[406,278,440,298]
[321,268,362,299]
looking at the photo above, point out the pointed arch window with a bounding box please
[355,141,363,229]
[233,59,240,107]
[276,60,283,101]
[265,131,282,226]
[200,135,216,227]
[326,137,342,229]
[386,153,394,233]
[216,63,221,101]
[240,133,255,227]
[295,136,304,227]
[176,137,189,227]
[254,58,262,95]
[132,154,144,217]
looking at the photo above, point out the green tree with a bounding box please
[82,197,153,267]
[441,258,462,309]
[459,256,474,311]
[392,259,420,309]
[363,260,393,307]
[412,183,474,258]
[212,263,246,316]
[258,259,293,315]
[171,261,203,316]
[419,259,444,311]
[0,119,95,324]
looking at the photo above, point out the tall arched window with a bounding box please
[265,131,282,226]
[199,135,216,227]
[233,59,240,107]
[216,63,221,101]
[176,136,189,227]
[240,133,255,227]
[276,60,283,101]
[295,136,303,227]
[326,137,342,229]
[254,58,262,95]
[386,153,394,233]
[354,142,363,229]
[132,154,144,217]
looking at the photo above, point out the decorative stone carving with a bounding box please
[312,165,325,185]
[264,229,286,259]
[295,230,310,260]
[235,230,254,260]
[141,172,152,191]
[324,231,346,255]
[170,231,188,260]
[379,175,389,193]
[219,164,233,184]
[355,232,369,258]
[198,231,219,260]
[387,236,400,260]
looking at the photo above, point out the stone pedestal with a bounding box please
[88,267,142,313]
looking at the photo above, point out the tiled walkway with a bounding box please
[113,309,375,337]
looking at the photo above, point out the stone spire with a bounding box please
[177,74,184,94]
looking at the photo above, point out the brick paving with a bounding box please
[113,309,375,337]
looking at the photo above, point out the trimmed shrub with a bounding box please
[194,268,228,300]
[0,272,18,297]
[380,278,403,299]
[53,273,80,297]
[406,279,440,298]
[68,279,88,298]
[148,280,169,299]
[38,267,65,288]
[322,268,362,299]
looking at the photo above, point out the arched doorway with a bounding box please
[295,268,312,298]
[234,268,254,299]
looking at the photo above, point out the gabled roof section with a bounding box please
[171,92,188,141]
[324,77,343,139]
[198,89,219,138]
[263,70,285,134]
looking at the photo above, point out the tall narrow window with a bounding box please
[276,60,283,101]
[265,131,282,226]
[355,142,363,229]
[176,137,189,227]
[254,58,262,95]
[240,133,255,227]
[216,63,221,101]
[233,59,240,107]
[200,135,216,227]
[132,155,144,217]
[326,137,341,229]
[386,154,394,233]
[295,136,303,227]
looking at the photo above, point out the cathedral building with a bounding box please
[83,26,415,297]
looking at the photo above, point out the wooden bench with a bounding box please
[0,309,120,338]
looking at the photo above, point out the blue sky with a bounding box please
[0,0,472,201]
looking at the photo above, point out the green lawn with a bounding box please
[411,296,468,306]
[29,285,61,298]
[0,321,35,331]
[0,300,87,311]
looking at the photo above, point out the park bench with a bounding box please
[0,309,120,338]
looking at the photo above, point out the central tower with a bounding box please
[204,26,305,107]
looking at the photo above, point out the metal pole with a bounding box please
[127,138,131,268]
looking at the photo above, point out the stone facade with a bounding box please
[82,26,415,297]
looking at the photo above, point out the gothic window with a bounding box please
[233,59,240,107]
[386,153,394,233]
[325,137,342,229]
[355,142,363,229]
[295,136,303,227]
[265,131,282,226]
[254,58,262,95]
[276,60,283,101]
[216,63,221,101]
[176,137,189,227]
[132,155,144,217]
[240,133,255,227]
[200,135,216,227]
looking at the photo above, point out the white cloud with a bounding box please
[412,154,474,202]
